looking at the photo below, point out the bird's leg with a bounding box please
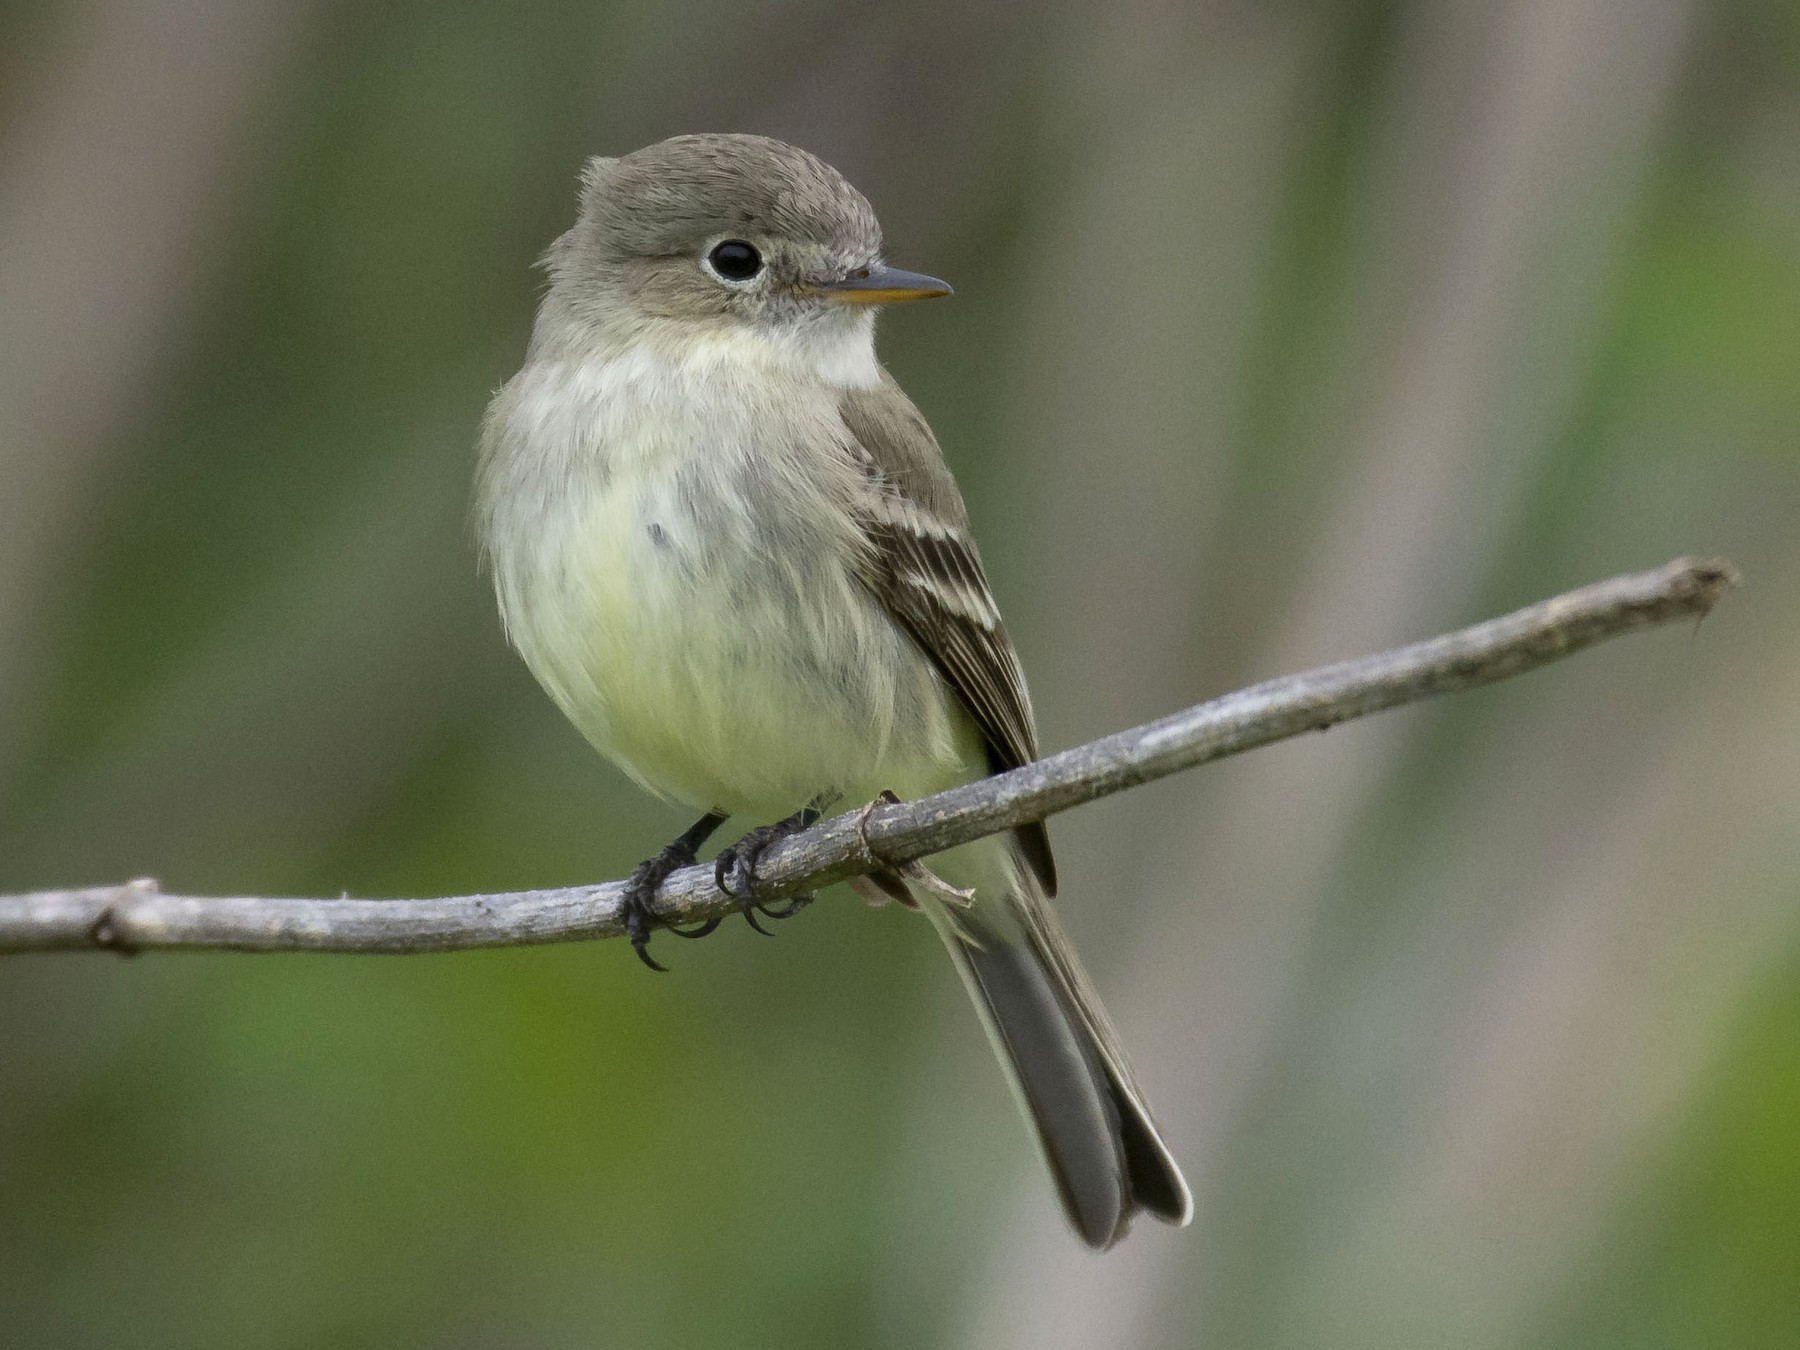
[713,799,826,933]
[621,810,728,971]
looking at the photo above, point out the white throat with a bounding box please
[575,306,883,393]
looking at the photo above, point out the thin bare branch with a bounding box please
[0,557,1737,957]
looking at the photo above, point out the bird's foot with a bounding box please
[713,805,821,933]
[621,810,727,971]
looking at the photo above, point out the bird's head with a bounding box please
[544,133,949,349]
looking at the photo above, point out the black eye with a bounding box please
[707,240,762,281]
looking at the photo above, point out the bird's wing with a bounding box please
[839,373,1056,894]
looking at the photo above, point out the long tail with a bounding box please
[914,841,1192,1248]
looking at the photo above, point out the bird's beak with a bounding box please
[806,264,953,305]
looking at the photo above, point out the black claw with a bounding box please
[622,864,672,972]
[711,806,821,933]
[624,897,669,972]
[714,852,774,934]
[618,810,728,971]
[756,893,814,920]
[713,852,743,898]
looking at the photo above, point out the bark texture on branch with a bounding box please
[0,557,1737,957]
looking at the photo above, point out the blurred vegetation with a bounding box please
[2,1,1797,1347]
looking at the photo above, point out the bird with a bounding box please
[474,133,1191,1248]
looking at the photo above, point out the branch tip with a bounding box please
[1677,556,1740,614]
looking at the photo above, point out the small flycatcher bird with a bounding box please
[475,133,1190,1247]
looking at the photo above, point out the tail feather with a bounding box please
[920,845,1192,1248]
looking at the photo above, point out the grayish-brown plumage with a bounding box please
[475,133,1191,1247]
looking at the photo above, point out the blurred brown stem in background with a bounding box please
[0,557,1736,958]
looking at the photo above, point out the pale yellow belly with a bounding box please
[502,471,982,820]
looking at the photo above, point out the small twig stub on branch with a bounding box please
[0,556,1738,957]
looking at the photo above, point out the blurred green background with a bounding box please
[3,0,1797,1346]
